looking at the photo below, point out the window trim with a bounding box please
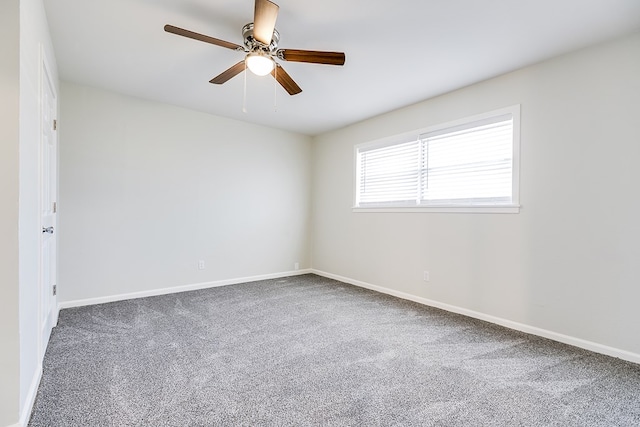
[353,105,521,214]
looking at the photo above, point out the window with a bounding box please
[355,105,520,213]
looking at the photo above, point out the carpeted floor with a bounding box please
[29,274,640,426]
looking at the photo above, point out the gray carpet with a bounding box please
[29,274,640,426]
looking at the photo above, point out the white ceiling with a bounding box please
[44,0,640,136]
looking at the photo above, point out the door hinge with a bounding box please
[53,119,57,131]
[52,285,57,296]
[53,201,57,213]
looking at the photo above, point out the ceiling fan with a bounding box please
[164,0,346,95]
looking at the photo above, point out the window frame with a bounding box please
[353,105,521,214]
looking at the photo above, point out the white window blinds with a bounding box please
[357,140,420,206]
[420,114,513,205]
[355,107,518,210]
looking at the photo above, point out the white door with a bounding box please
[40,59,58,354]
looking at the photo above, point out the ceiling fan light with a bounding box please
[246,52,274,76]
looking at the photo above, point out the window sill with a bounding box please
[352,204,521,214]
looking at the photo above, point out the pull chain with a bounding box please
[242,61,248,113]
[273,64,278,112]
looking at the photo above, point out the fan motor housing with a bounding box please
[242,23,280,52]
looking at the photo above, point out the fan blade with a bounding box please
[271,64,302,95]
[210,61,246,84]
[253,0,279,45]
[277,49,345,66]
[164,24,243,51]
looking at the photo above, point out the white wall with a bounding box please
[0,1,21,424]
[18,0,59,422]
[59,83,312,302]
[312,33,640,357]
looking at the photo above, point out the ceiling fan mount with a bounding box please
[241,23,280,53]
[164,0,346,96]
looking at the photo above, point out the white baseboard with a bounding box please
[311,269,640,365]
[52,299,60,327]
[54,267,640,364]
[18,365,42,427]
[58,269,313,310]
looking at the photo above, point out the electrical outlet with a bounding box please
[294,262,299,271]
[198,260,205,270]
[423,271,430,282]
